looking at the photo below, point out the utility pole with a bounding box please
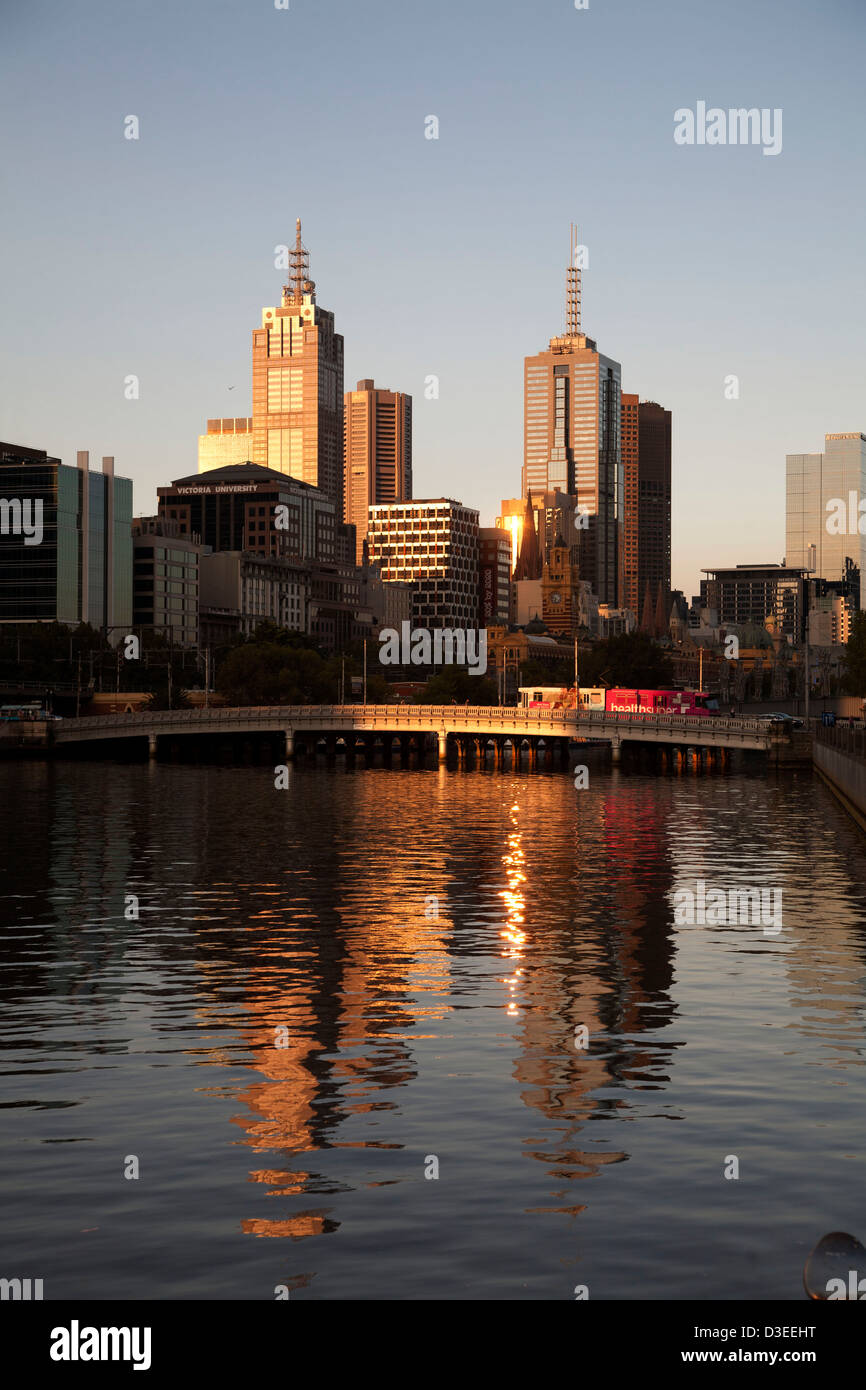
[804,623,810,724]
[363,639,367,705]
[574,636,579,707]
[699,644,703,692]
[76,653,81,719]
[341,656,345,704]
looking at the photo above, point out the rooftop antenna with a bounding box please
[566,222,581,337]
[285,217,315,305]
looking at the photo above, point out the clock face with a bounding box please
[550,592,562,605]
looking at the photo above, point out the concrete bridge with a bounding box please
[49,703,781,763]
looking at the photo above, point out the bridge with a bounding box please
[48,703,781,763]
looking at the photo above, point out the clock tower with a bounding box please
[542,538,583,637]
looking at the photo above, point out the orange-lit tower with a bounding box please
[251,219,344,513]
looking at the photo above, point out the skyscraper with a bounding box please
[343,379,412,563]
[198,418,254,473]
[622,396,671,624]
[621,393,640,616]
[251,220,344,514]
[0,443,132,632]
[786,433,866,601]
[522,226,622,605]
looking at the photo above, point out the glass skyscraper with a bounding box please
[786,433,866,603]
[0,442,132,631]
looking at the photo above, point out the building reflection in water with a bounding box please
[13,756,866,1277]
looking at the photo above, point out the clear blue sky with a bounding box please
[1,0,864,597]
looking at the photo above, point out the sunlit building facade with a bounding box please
[198,418,254,473]
[366,499,479,627]
[343,379,412,563]
[786,432,866,601]
[251,221,344,515]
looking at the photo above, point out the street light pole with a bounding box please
[363,639,367,705]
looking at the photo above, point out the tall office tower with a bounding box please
[343,379,412,563]
[198,418,254,473]
[786,433,866,601]
[621,396,672,621]
[637,400,672,618]
[251,220,344,514]
[522,225,622,604]
[621,393,640,615]
[0,443,132,632]
[365,499,479,627]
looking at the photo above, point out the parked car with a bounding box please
[757,712,804,728]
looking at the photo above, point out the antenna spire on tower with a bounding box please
[566,222,581,337]
[284,216,316,305]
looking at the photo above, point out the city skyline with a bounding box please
[2,0,865,600]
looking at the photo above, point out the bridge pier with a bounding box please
[438,731,448,763]
[610,738,621,765]
[148,733,158,760]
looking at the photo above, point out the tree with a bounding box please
[579,632,674,688]
[416,667,498,705]
[216,641,333,705]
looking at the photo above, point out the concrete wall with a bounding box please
[814,742,866,831]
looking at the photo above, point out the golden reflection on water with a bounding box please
[499,800,528,1017]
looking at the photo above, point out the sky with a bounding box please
[1,0,864,599]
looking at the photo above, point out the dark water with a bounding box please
[1,753,866,1300]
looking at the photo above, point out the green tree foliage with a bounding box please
[519,657,573,687]
[216,640,334,705]
[416,666,498,705]
[579,632,674,688]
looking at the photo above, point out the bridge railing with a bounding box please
[61,704,769,736]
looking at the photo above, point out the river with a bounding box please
[1,753,865,1299]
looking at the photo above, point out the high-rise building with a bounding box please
[365,499,479,628]
[522,226,622,604]
[637,400,672,619]
[621,393,640,615]
[786,433,866,601]
[622,396,671,622]
[132,516,200,646]
[251,220,344,512]
[0,442,132,633]
[478,527,511,625]
[343,379,412,563]
[198,418,254,473]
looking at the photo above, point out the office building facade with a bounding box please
[251,220,344,513]
[786,432,866,600]
[365,499,479,628]
[0,442,132,632]
[132,517,201,646]
[198,418,254,473]
[522,235,621,605]
[478,527,511,625]
[343,379,412,563]
[158,463,337,563]
[700,564,809,643]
